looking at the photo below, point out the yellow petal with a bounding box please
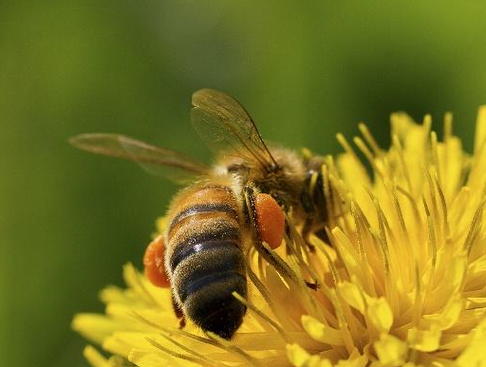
[457,334,486,367]
[335,350,368,367]
[456,317,486,366]
[83,345,110,367]
[301,315,344,345]
[366,297,393,333]
[286,343,311,367]
[424,295,463,330]
[437,297,463,330]
[474,105,486,152]
[338,282,365,313]
[307,355,333,367]
[374,333,407,367]
[72,314,120,345]
[407,326,441,352]
[336,152,370,197]
[155,216,168,233]
[286,344,334,367]
[130,349,200,367]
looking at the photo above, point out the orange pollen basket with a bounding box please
[143,235,171,288]
[254,193,285,249]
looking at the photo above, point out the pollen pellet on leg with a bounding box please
[255,193,285,249]
[143,235,170,288]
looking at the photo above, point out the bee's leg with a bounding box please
[301,218,316,252]
[314,228,330,245]
[302,218,331,248]
[171,292,186,329]
[243,185,300,284]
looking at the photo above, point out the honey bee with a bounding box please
[70,89,328,339]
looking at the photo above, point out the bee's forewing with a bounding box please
[69,133,208,183]
[191,89,278,168]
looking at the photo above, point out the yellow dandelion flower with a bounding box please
[73,107,486,367]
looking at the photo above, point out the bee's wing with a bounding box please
[191,89,279,170]
[69,133,209,183]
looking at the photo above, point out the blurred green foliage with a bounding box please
[1,1,486,366]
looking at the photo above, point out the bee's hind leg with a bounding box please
[243,185,300,285]
[171,292,186,329]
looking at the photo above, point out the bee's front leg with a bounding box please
[301,218,317,252]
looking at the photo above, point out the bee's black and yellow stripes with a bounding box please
[166,185,247,339]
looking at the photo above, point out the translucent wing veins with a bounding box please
[191,89,279,171]
[69,133,208,181]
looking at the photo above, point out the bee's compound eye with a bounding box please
[143,235,171,288]
[255,193,284,249]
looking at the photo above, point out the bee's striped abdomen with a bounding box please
[166,185,247,339]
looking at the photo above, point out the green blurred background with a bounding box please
[1,1,486,366]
